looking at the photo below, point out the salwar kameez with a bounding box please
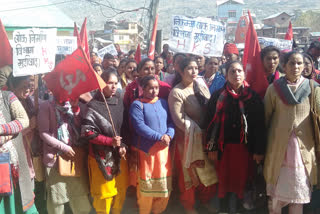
[130,97,175,214]
[267,132,311,214]
[137,142,172,214]
[88,156,117,214]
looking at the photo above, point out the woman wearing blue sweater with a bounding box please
[129,75,175,214]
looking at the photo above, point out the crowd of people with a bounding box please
[0,40,320,214]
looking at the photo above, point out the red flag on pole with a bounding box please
[73,22,81,47]
[285,21,293,41]
[80,18,90,61]
[148,14,158,60]
[135,44,142,64]
[0,19,12,68]
[43,48,106,102]
[243,10,269,98]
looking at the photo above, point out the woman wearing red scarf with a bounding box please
[205,61,267,213]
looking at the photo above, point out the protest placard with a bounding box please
[168,15,226,56]
[258,37,293,51]
[97,44,118,59]
[13,28,57,77]
[56,36,77,55]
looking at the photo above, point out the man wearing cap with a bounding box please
[102,53,118,70]
[219,43,239,76]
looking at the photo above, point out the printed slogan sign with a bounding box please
[258,37,293,51]
[56,36,77,55]
[13,28,57,77]
[97,44,118,59]
[168,15,226,56]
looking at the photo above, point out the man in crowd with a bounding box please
[219,43,239,76]
[102,53,118,70]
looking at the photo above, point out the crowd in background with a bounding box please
[0,40,320,214]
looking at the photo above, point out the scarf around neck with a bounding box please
[273,76,311,105]
[55,101,79,146]
[206,81,252,151]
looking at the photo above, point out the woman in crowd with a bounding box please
[163,63,175,86]
[200,57,226,94]
[124,58,171,187]
[93,63,104,76]
[261,46,281,84]
[124,58,171,109]
[121,59,137,89]
[130,75,175,214]
[118,59,128,78]
[168,57,218,214]
[0,88,36,213]
[302,53,320,84]
[264,51,319,214]
[168,53,186,87]
[205,61,266,213]
[38,94,91,214]
[82,70,128,214]
[155,56,165,81]
[8,75,47,214]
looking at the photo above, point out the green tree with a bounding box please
[294,10,320,32]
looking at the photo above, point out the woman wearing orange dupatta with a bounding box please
[129,76,175,214]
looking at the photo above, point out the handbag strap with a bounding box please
[310,80,315,112]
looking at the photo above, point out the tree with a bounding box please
[294,10,320,32]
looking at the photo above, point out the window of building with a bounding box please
[119,35,124,40]
[228,11,236,18]
[130,24,136,30]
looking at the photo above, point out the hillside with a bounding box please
[51,0,319,38]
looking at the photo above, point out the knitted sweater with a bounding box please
[129,98,175,153]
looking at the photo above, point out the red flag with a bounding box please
[43,48,106,102]
[73,22,81,47]
[0,19,12,68]
[148,14,158,60]
[234,15,249,44]
[285,21,293,41]
[135,44,141,64]
[80,18,90,61]
[243,11,269,98]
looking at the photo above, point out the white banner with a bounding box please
[168,15,226,56]
[97,44,118,59]
[56,36,77,55]
[258,37,293,51]
[13,28,57,77]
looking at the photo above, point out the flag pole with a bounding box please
[99,90,117,136]
[79,47,118,143]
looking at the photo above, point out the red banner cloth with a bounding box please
[147,14,159,60]
[135,44,142,64]
[0,19,12,68]
[80,18,90,61]
[285,21,293,41]
[243,11,269,98]
[43,48,106,102]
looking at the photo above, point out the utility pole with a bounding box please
[146,0,160,51]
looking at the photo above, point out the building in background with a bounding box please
[217,0,245,41]
[256,12,310,44]
[91,20,144,53]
